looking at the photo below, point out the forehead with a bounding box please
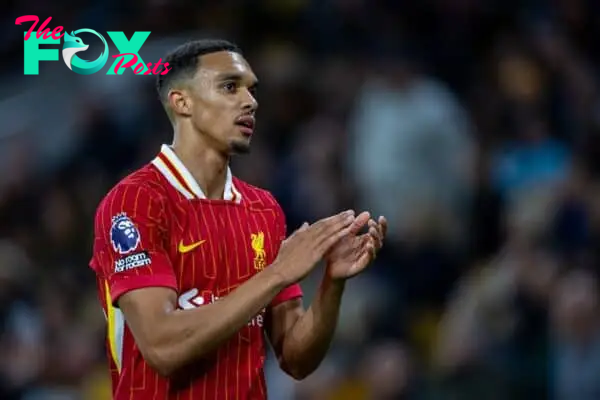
[196,51,256,81]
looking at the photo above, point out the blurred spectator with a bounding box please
[346,49,474,246]
[551,267,600,400]
[0,241,43,400]
[434,189,561,399]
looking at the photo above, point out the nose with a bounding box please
[241,88,258,113]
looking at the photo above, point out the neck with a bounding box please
[171,125,229,200]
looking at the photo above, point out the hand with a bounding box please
[271,210,356,285]
[325,213,387,281]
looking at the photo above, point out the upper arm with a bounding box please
[90,184,180,362]
[90,184,178,306]
[266,298,304,357]
[265,199,305,354]
[118,286,178,357]
[269,199,303,308]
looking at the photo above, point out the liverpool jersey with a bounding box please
[89,144,302,399]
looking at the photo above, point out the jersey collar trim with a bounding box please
[151,144,242,202]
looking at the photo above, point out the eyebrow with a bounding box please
[217,73,258,87]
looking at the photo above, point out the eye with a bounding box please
[222,82,237,93]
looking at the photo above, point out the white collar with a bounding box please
[151,144,242,202]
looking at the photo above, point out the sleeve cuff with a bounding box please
[110,274,178,306]
[271,284,303,307]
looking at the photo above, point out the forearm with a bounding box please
[280,275,345,379]
[150,269,287,375]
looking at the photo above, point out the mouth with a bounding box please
[234,115,255,137]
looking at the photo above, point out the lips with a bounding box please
[235,115,255,136]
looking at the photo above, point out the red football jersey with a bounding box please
[90,144,302,400]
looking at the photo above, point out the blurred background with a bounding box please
[2,0,600,399]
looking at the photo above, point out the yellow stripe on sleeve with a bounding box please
[104,280,123,373]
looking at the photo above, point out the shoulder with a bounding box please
[95,164,170,222]
[233,177,282,213]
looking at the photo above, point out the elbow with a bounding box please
[279,358,314,381]
[140,334,211,378]
[141,345,179,378]
[138,325,212,377]
[286,368,311,381]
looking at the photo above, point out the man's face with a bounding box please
[187,51,258,154]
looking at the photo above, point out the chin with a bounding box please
[229,139,251,155]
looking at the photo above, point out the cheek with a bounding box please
[192,105,210,124]
[212,110,234,133]
[193,95,231,127]
[191,104,218,132]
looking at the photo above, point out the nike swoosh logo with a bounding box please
[178,240,206,253]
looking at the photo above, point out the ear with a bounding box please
[168,89,192,117]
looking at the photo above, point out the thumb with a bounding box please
[291,222,309,236]
[285,222,309,241]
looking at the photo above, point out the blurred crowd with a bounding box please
[2,0,600,399]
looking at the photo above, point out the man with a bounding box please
[89,39,386,399]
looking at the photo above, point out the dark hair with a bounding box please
[156,38,242,106]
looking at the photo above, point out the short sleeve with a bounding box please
[270,200,303,307]
[89,184,177,306]
[271,284,303,307]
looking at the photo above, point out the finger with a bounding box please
[317,224,354,255]
[360,233,377,255]
[313,210,354,234]
[361,235,377,258]
[365,219,381,240]
[368,239,377,259]
[378,216,388,238]
[348,244,376,278]
[287,222,309,240]
[377,223,384,242]
[368,218,383,237]
[368,226,382,249]
[317,210,356,237]
[370,217,386,251]
[349,211,370,235]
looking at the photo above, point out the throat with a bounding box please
[203,170,228,200]
[170,143,231,200]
